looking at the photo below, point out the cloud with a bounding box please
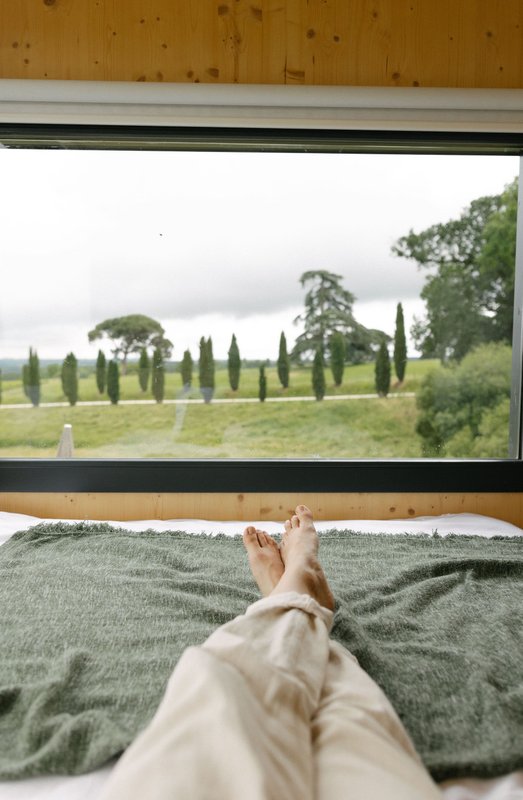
[1,147,518,358]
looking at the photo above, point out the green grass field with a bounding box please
[0,360,437,458]
[0,396,420,458]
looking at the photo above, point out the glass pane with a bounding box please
[0,147,518,458]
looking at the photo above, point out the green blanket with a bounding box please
[0,523,522,782]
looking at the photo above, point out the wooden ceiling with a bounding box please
[0,0,522,88]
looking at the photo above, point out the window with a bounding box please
[1,88,523,491]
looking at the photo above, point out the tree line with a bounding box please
[16,298,407,407]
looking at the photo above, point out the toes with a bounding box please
[284,519,292,534]
[243,526,260,551]
[291,515,300,529]
[296,504,313,520]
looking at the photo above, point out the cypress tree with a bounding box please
[277,331,290,389]
[27,348,41,407]
[199,336,215,403]
[375,340,391,397]
[138,347,150,392]
[152,347,165,403]
[181,349,193,389]
[227,334,241,391]
[22,364,29,398]
[394,302,407,383]
[259,364,267,402]
[207,337,215,391]
[312,348,326,401]
[107,360,120,405]
[198,337,207,397]
[96,350,106,394]
[61,352,79,406]
[329,331,345,387]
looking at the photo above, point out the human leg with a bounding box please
[99,513,334,800]
[312,639,443,799]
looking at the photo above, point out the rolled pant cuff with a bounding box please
[246,591,334,632]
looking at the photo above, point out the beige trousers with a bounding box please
[101,592,442,800]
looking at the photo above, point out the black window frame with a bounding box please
[1,123,522,494]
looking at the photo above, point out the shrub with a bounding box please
[415,342,511,456]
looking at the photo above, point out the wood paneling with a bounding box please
[0,0,522,88]
[2,492,522,526]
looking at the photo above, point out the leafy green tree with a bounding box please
[415,343,511,456]
[152,347,165,403]
[393,302,407,383]
[393,179,516,362]
[96,350,106,394]
[26,348,41,407]
[375,341,391,397]
[228,334,241,391]
[329,331,345,386]
[61,352,79,406]
[292,270,386,363]
[259,365,267,402]
[277,331,290,389]
[180,349,193,389]
[107,360,120,405]
[199,336,215,403]
[0,368,2,404]
[88,314,173,375]
[312,348,326,400]
[138,347,150,392]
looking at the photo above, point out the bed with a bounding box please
[0,509,522,800]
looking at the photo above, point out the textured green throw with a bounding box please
[0,523,522,782]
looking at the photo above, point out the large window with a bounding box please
[0,120,522,491]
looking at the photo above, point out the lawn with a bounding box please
[0,395,421,458]
[0,360,436,458]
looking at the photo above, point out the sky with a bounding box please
[0,148,519,361]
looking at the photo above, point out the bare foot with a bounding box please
[273,505,335,611]
[243,526,285,596]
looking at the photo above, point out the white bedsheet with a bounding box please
[0,511,521,800]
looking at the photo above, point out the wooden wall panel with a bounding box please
[0,0,522,88]
[2,492,522,527]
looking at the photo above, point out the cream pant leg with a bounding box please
[99,591,332,800]
[100,592,442,800]
[312,640,442,800]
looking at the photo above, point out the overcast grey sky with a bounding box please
[0,148,518,361]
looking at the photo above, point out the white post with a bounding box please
[57,424,74,458]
